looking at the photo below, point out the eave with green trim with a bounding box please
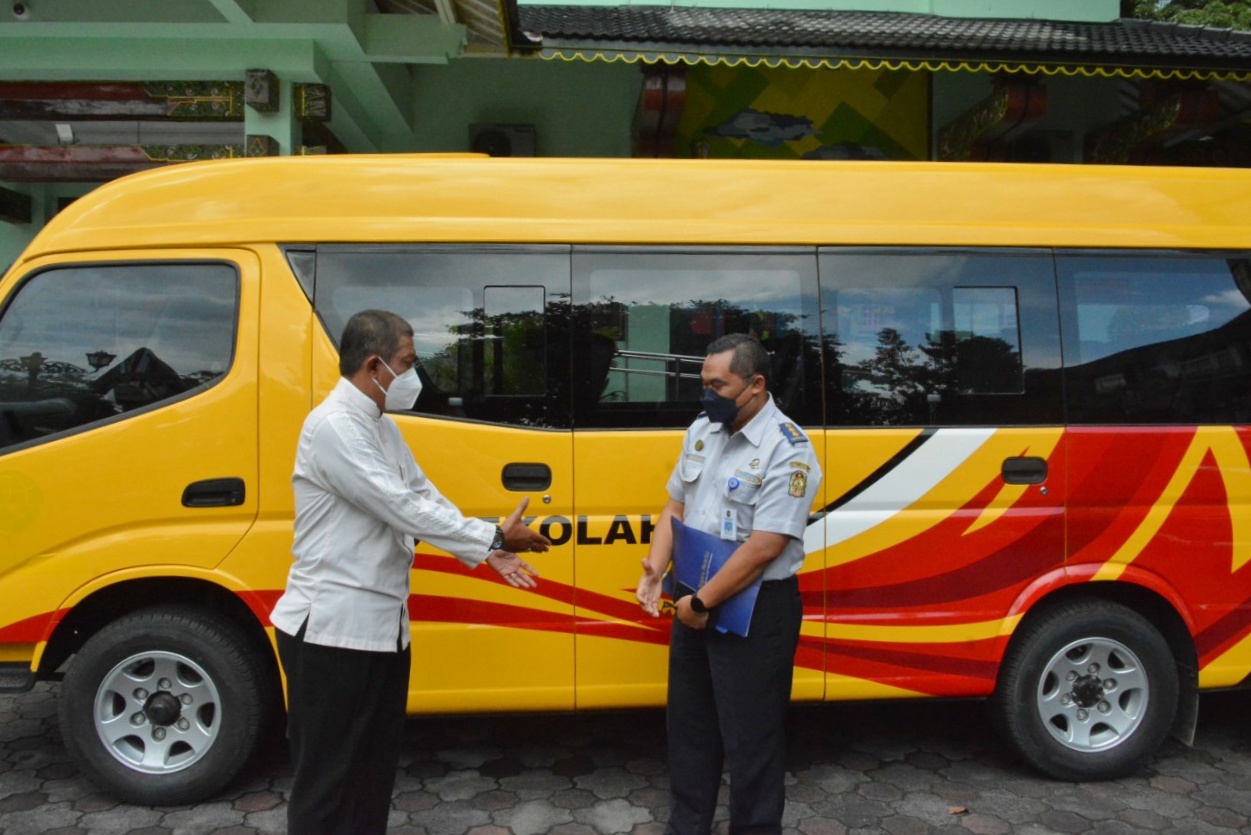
[515,6,1251,82]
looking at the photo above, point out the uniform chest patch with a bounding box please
[733,469,763,486]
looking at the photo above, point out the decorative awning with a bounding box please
[514,7,1251,81]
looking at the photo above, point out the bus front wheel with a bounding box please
[992,599,1178,781]
[58,606,269,805]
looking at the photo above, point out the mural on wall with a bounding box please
[673,64,929,161]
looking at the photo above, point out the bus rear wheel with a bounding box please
[992,599,1178,781]
[59,606,269,805]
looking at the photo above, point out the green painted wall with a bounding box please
[0,184,92,278]
[0,217,34,277]
[0,58,642,270]
[404,59,642,157]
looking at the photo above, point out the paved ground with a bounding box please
[3,682,1251,834]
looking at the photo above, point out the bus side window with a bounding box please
[1059,254,1251,425]
[0,263,238,452]
[313,246,571,430]
[571,248,823,430]
[820,249,1056,428]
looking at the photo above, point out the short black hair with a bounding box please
[707,333,770,387]
[339,310,413,377]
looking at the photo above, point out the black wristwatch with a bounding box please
[489,525,505,553]
[689,595,710,615]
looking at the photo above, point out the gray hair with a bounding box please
[339,310,413,376]
[706,333,770,386]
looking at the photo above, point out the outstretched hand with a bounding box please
[487,550,539,589]
[501,497,551,554]
[636,558,664,617]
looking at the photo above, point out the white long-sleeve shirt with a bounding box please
[270,377,495,652]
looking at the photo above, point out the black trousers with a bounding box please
[664,576,803,835]
[276,624,410,835]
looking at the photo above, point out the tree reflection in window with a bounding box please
[833,286,1022,426]
[0,263,237,450]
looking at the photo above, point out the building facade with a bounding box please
[2,0,1250,268]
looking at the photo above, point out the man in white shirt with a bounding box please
[271,309,549,835]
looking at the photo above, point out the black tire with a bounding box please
[58,606,269,805]
[991,599,1178,781]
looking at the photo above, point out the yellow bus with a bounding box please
[2,156,1251,803]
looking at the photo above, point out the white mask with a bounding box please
[374,357,423,411]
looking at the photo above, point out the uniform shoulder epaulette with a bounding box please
[778,422,808,445]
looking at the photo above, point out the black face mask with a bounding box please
[700,378,754,426]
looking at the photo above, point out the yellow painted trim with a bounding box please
[963,432,1064,536]
[535,48,1251,82]
[827,613,1021,644]
[827,672,928,699]
[1094,428,1251,581]
[30,641,48,673]
[1200,631,1251,688]
[799,619,825,639]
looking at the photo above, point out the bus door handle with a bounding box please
[182,477,247,507]
[502,463,552,492]
[1001,457,1047,485]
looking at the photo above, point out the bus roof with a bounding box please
[17,156,1251,261]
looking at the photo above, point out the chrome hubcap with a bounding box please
[93,650,221,774]
[1036,636,1148,753]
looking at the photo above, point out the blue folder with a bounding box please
[667,517,762,637]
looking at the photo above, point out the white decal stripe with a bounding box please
[803,428,996,555]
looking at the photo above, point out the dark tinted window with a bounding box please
[571,248,822,429]
[820,249,1060,427]
[0,262,238,451]
[314,246,570,429]
[1059,253,1251,424]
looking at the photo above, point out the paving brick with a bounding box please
[0,802,83,835]
[426,771,499,801]
[6,685,1251,835]
[551,787,601,810]
[500,769,575,798]
[231,790,282,813]
[958,812,1010,835]
[1116,807,1171,830]
[242,805,288,834]
[810,795,891,828]
[492,798,575,835]
[1196,805,1250,829]
[881,814,935,835]
[1045,785,1128,821]
[160,800,241,830]
[409,799,492,835]
[575,767,650,800]
[1036,808,1094,833]
[0,789,46,812]
[1192,783,1251,815]
[75,805,165,831]
[1149,774,1198,794]
[572,798,654,833]
[796,815,849,835]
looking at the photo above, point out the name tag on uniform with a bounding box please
[721,508,737,541]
